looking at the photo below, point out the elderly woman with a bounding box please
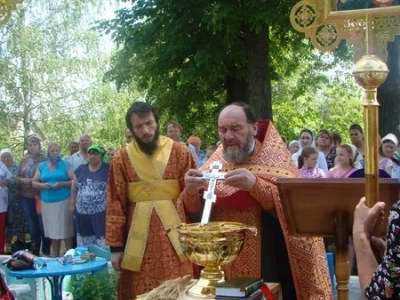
[380,133,400,181]
[1,149,30,253]
[71,145,109,250]
[291,129,329,173]
[0,160,12,254]
[15,134,50,256]
[32,143,75,257]
[288,140,300,155]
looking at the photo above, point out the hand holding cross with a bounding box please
[200,161,226,224]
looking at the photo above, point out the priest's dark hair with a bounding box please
[125,101,160,132]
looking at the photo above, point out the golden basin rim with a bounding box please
[176,222,252,234]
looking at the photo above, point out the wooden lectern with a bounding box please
[277,178,399,300]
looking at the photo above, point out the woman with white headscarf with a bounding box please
[291,129,329,174]
[288,140,300,155]
[0,152,12,254]
[0,149,30,253]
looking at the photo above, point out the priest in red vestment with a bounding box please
[180,102,333,299]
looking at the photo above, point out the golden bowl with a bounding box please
[176,222,257,299]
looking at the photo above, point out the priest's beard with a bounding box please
[223,131,253,164]
[134,127,160,155]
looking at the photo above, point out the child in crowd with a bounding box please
[327,144,357,178]
[298,146,327,178]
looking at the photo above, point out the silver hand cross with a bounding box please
[200,161,226,224]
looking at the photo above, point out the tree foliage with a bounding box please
[0,1,132,157]
[99,0,360,145]
[0,0,366,158]
[98,0,312,122]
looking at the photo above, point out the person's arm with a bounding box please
[178,144,204,214]
[363,202,400,299]
[353,198,384,291]
[70,174,77,213]
[353,232,379,292]
[0,163,10,187]
[31,169,49,190]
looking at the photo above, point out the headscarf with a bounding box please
[346,144,363,169]
[0,148,13,158]
[25,134,42,177]
[292,129,316,158]
[288,140,299,150]
[85,145,108,164]
[47,144,62,167]
[0,148,15,168]
[187,136,201,146]
[382,133,399,147]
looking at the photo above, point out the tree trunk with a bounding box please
[225,25,272,120]
[246,25,272,120]
[225,75,248,104]
[378,36,400,138]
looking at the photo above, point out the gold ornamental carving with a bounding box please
[0,0,23,25]
[290,0,400,61]
[290,2,400,300]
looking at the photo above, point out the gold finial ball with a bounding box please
[352,55,389,90]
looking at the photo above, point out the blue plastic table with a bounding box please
[7,257,108,300]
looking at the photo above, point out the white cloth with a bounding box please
[0,162,11,213]
[67,152,85,170]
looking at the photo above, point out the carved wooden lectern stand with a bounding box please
[277,178,399,300]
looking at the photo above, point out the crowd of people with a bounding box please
[0,115,217,258]
[0,134,113,257]
[0,101,398,299]
[288,124,400,181]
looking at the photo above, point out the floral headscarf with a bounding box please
[25,134,42,177]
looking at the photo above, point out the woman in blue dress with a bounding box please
[32,142,75,257]
[71,145,109,250]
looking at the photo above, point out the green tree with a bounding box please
[0,1,128,155]
[99,0,357,146]
[99,0,320,121]
[273,54,363,142]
